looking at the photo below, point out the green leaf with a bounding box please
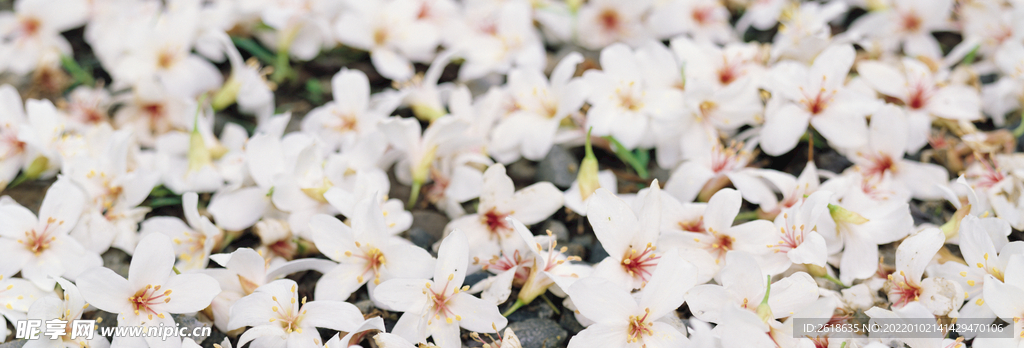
[602,136,649,179]
[231,37,276,64]
[60,55,95,87]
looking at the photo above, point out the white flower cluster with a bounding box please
[0,0,1023,347]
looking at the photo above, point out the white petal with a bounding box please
[162,273,221,313]
[447,292,507,333]
[128,234,175,290]
[77,266,132,315]
[301,300,365,332]
[566,276,638,324]
[586,189,638,259]
[566,322,629,348]
[638,250,697,319]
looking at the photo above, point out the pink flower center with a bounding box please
[19,217,61,255]
[769,217,806,253]
[887,271,921,307]
[627,308,654,343]
[482,209,511,235]
[621,243,660,282]
[799,85,836,115]
[710,142,751,174]
[678,217,705,233]
[598,9,620,32]
[129,284,172,320]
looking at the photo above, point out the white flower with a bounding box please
[0,84,29,190]
[760,190,832,275]
[846,0,953,59]
[978,257,1024,348]
[309,195,435,307]
[584,43,684,150]
[300,68,401,151]
[228,279,368,348]
[770,1,848,63]
[257,0,341,62]
[112,82,197,147]
[865,302,953,348]
[575,0,651,50]
[845,104,949,200]
[657,188,776,276]
[935,215,1019,321]
[373,229,508,348]
[378,115,471,205]
[109,0,221,98]
[587,180,673,290]
[77,233,221,348]
[0,275,46,344]
[646,0,735,43]
[0,0,88,75]
[65,128,159,254]
[489,52,589,163]
[566,250,697,348]
[452,2,546,81]
[563,170,617,217]
[139,192,222,271]
[204,247,335,332]
[334,0,439,81]
[323,316,386,348]
[0,177,100,289]
[443,163,563,266]
[24,277,109,348]
[886,228,965,316]
[685,251,819,324]
[822,198,914,285]
[761,44,880,156]
[857,58,981,153]
[663,140,784,205]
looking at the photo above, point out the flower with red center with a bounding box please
[310,196,434,308]
[0,177,101,290]
[761,44,878,156]
[228,279,372,348]
[566,251,697,348]
[444,163,563,270]
[77,233,220,347]
[374,230,508,347]
[761,191,831,275]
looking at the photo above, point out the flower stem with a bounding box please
[407,179,422,210]
[822,273,846,288]
[540,293,561,315]
[734,210,760,222]
[502,299,526,317]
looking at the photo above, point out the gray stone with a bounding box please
[558,312,586,335]
[101,248,131,277]
[588,240,609,264]
[541,220,569,243]
[463,271,491,288]
[535,145,578,189]
[506,160,537,183]
[409,210,449,251]
[173,314,213,345]
[507,319,568,348]
[0,340,26,348]
[354,300,374,315]
[503,297,555,322]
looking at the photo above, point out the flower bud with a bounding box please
[577,128,599,201]
[756,275,773,323]
[828,203,869,225]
